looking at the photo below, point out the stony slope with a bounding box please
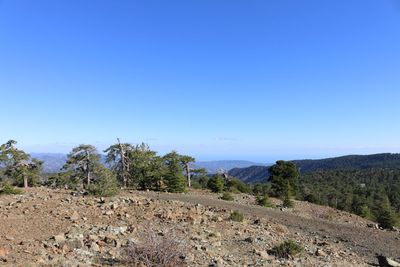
[0,188,399,266]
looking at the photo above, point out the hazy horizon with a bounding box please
[24,144,400,163]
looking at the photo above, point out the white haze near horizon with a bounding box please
[20,142,400,163]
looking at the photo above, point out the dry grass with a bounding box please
[123,227,187,267]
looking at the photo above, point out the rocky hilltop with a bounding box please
[0,188,399,266]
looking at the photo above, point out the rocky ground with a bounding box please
[0,188,399,266]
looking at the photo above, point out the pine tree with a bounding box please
[269,161,299,198]
[180,155,195,188]
[207,174,225,193]
[104,139,134,188]
[0,140,42,188]
[163,151,186,193]
[63,144,101,187]
[374,193,397,229]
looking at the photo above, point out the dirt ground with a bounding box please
[0,188,399,266]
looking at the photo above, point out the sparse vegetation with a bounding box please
[0,181,23,195]
[229,210,244,222]
[283,189,294,208]
[257,195,273,207]
[226,178,251,193]
[270,240,303,259]
[220,192,234,201]
[122,228,186,267]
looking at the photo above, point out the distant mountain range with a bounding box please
[31,152,400,181]
[29,153,267,174]
[228,153,400,183]
[30,153,67,173]
[194,160,268,174]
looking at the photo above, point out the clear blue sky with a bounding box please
[1,0,400,162]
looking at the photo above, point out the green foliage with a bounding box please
[373,193,397,229]
[12,159,43,187]
[63,144,101,187]
[226,178,251,193]
[180,155,195,187]
[229,210,244,222]
[207,174,225,193]
[129,144,165,190]
[257,195,273,207]
[104,141,134,187]
[359,205,374,220]
[192,168,209,189]
[163,151,187,193]
[220,192,234,201]
[303,193,319,204]
[0,140,42,188]
[269,161,299,198]
[0,181,23,195]
[270,240,303,259]
[46,171,81,189]
[283,188,294,208]
[298,168,400,226]
[87,167,120,197]
[252,183,271,196]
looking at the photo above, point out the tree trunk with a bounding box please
[117,138,127,188]
[24,177,28,189]
[186,164,191,188]
[87,169,91,186]
[86,151,91,186]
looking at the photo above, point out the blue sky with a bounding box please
[1,0,400,162]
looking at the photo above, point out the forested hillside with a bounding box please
[228,154,400,227]
[229,153,400,184]
[229,165,269,183]
[298,168,400,227]
[293,153,400,173]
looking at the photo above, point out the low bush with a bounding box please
[226,178,251,193]
[283,196,294,208]
[283,190,294,208]
[270,240,303,259]
[220,192,234,201]
[229,210,244,222]
[0,181,23,195]
[257,196,273,207]
[87,168,119,197]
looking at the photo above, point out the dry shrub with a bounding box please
[310,206,336,221]
[123,227,187,267]
[270,240,303,259]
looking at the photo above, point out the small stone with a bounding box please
[254,249,271,260]
[316,249,327,257]
[65,239,84,249]
[244,237,253,243]
[70,211,79,221]
[90,242,100,252]
[88,235,99,242]
[53,234,66,243]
